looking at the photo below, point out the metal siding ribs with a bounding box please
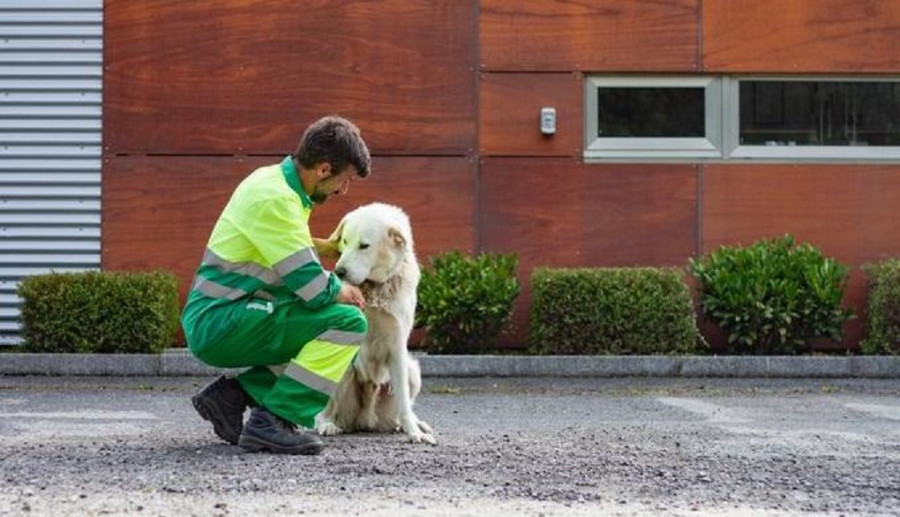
[0,0,103,344]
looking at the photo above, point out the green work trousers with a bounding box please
[186,296,367,429]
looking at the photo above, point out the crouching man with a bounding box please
[181,116,370,455]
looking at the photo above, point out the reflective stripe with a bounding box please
[318,329,366,346]
[202,248,281,285]
[284,361,337,396]
[294,339,359,383]
[273,247,319,277]
[191,277,247,300]
[268,364,287,376]
[296,271,330,301]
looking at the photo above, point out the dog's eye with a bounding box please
[359,243,370,250]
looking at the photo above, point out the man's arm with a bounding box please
[313,237,340,261]
[243,199,341,309]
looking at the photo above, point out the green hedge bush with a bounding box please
[529,267,704,355]
[689,235,853,355]
[17,271,180,354]
[416,251,520,354]
[861,259,900,355]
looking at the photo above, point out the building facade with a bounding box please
[4,1,900,348]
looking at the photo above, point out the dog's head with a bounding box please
[330,203,414,286]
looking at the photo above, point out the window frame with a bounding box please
[583,75,900,163]
[723,76,900,162]
[584,75,722,161]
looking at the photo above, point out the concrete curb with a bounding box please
[0,353,161,376]
[1,350,900,377]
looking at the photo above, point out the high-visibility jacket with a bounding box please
[182,156,341,347]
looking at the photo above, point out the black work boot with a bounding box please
[238,408,324,455]
[191,375,252,445]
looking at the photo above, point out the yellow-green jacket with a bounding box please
[181,156,340,348]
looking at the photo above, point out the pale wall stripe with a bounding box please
[296,272,330,301]
[284,362,337,396]
[273,247,318,277]
[318,329,366,346]
[202,248,281,285]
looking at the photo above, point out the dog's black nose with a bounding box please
[335,267,347,279]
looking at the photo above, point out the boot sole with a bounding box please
[238,433,324,455]
[192,394,241,445]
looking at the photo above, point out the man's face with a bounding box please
[311,165,357,204]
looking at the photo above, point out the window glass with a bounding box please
[597,87,705,137]
[739,81,900,146]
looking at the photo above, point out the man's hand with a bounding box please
[336,282,366,309]
[313,237,340,261]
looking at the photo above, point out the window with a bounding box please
[598,87,704,137]
[726,78,900,161]
[584,76,721,160]
[584,76,900,162]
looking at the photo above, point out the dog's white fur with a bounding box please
[315,203,435,445]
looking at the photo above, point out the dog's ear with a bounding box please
[388,227,406,249]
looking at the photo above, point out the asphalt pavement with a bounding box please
[1,376,899,516]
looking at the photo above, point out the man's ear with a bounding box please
[328,218,345,249]
[388,227,406,248]
[316,161,332,179]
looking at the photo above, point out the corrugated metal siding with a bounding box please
[0,0,103,345]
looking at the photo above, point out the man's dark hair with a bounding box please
[294,115,371,178]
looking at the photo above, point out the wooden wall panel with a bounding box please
[702,164,900,348]
[479,73,581,156]
[703,0,900,72]
[857,168,900,264]
[480,0,699,71]
[480,158,699,344]
[103,156,476,301]
[104,0,476,155]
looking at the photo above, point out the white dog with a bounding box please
[315,203,436,445]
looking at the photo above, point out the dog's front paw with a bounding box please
[406,428,437,445]
[316,420,344,436]
[416,419,434,435]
